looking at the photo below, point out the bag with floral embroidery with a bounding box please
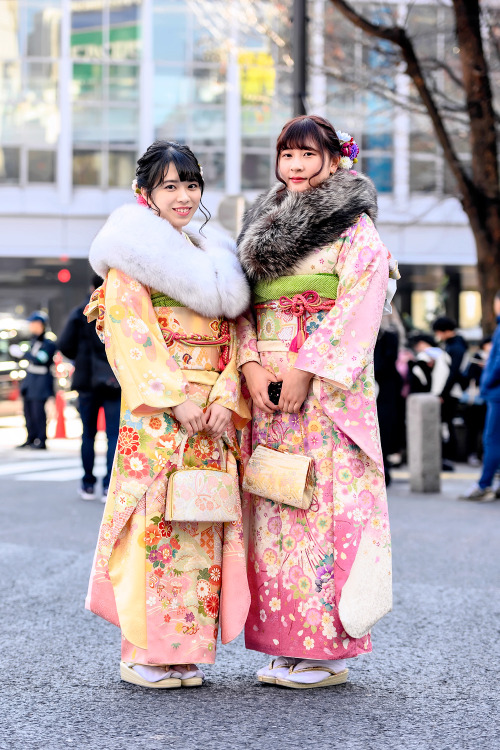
[242,414,315,510]
[166,432,240,522]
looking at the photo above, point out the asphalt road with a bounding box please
[0,446,499,750]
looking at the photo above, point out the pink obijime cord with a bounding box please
[255,291,335,353]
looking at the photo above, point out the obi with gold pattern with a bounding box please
[253,273,338,353]
[151,290,230,372]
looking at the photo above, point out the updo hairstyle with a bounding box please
[135,140,211,229]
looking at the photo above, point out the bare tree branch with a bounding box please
[327,0,472,200]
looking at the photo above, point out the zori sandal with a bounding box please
[257,657,298,684]
[120,661,182,689]
[169,664,205,687]
[275,661,349,689]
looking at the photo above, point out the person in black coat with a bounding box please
[374,326,403,486]
[461,337,491,466]
[58,275,121,501]
[17,311,57,450]
[432,316,468,470]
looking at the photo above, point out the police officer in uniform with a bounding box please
[17,311,56,450]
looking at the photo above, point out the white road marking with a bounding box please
[19,466,105,482]
[0,458,82,476]
[0,454,106,482]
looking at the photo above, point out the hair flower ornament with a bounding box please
[336,130,360,170]
[131,177,148,206]
[198,163,204,178]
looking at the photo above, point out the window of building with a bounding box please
[28,150,56,182]
[70,1,141,188]
[0,148,21,184]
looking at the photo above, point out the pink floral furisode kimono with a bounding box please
[237,172,395,662]
[84,203,251,666]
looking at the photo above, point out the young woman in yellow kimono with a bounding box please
[85,141,251,688]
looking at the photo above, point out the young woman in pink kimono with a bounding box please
[84,141,251,688]
[237,115,399,688]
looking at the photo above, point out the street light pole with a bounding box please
[293,0,307,116]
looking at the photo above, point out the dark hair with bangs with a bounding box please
[136,140,211,230]
[275,115,342,189]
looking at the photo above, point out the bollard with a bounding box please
[406,393,441,493]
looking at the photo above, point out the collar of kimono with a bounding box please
[89,203,250,319]
[237,169,378,282]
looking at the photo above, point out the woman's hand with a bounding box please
[204,403,232,440]
[278,368,313,413]
[242,361,279,414]
[172,399,206,437]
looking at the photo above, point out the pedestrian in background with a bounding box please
[460,293,500,501]
[460,336,492,467]
[408,333,451,396]
[432,316,467,471]
[16,311,56,451]
[374,323,403,486]
[58,274,121,502]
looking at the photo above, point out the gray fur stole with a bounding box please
[237,170,378,282]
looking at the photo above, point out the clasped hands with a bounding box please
[171,400,232,439]
[241,361,313,415]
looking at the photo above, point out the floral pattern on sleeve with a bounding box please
[294,214,389,390]
[85,268,188,415]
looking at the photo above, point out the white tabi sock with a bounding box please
[131,664,171,683]
[286,658,349,684]
[257,656,299,680]
[168,664,205,680]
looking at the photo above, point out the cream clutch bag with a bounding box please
[166,434,240,522]
[242,415,315,510]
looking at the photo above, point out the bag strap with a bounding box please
[176,430,227,471]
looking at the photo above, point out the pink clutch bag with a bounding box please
[166,433,240,522]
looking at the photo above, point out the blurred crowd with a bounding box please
[13,275,120,503]
[375,293,500,501]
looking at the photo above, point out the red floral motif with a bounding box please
[148,415,163,432]
[204,594,219,619]
[123,453,150,479]
[145,524,161,546]
[118,426,140,456]
[163,614,171,623]
[209,565,222,584]
[170,537,180,551]
[193,435,216,461]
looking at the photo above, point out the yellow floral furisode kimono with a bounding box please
[84,203,251,666]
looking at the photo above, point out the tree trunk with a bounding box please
[328,0,500,333]
[473,204,500,334]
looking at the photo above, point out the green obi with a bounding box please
[150,291,184,308]
[253,273,339,304]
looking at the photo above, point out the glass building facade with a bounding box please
[0,0,486,336]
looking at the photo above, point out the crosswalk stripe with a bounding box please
[18,466,106,482]
[0,454,106,482]
[0,458,82,476]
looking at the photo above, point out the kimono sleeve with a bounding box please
[208,321,252,429]
[294,214,389,390]
[84,268,189,415]
[235,309,261,369]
